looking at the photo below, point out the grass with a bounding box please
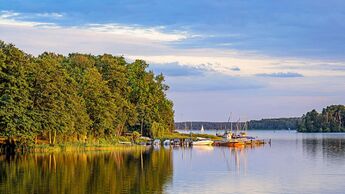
[1,131,222,153]
[24,143,147,153]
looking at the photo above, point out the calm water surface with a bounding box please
[1,130,345,194]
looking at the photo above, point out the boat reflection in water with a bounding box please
[172,142,266,175]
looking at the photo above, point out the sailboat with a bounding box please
[200,125,204,132]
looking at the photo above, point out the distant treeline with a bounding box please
[0,41,174,145]
[298,105,345,132]
[175,117,301,130]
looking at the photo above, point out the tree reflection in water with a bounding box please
[302,137,345,163]
[0,148,173,194]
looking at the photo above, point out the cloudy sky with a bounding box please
[1,0,344,121]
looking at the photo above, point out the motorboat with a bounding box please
[192,137,213,146]
[153,139,161,146]
[163,139,170,145]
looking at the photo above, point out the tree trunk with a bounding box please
[49,131,52,145]
[53,129,56,145]
[140,118,144,135]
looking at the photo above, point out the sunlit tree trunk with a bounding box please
[49,130,52,145]
[140,118,144,135]
[53,129,56,145]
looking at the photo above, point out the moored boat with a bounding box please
[153,139,161,146]
[213,139,244,147]
[192,137,213,146]
[172,138,181,146]
[163,139,170,145]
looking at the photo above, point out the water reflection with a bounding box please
[302,136,345,163]
[165,132,345,194]
[0,148,173,194]
[3,131,345,194]
[173,144,265,174]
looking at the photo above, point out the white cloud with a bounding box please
[1,10,345,78]
[127,54,345,77]
[0,10,190,42]
[84,24,189,42]
[0,10,57,27]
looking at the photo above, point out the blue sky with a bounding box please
[1,0,344,121]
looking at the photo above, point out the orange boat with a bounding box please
[213,140,245,147]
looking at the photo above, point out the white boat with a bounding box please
[163,139,170,145]
[192,137,213,146]
[153,139,161,146]
[200,125,204,132]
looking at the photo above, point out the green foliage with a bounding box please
[0,41,174,146]
[298,105,345,132]
[126,60,174,136]
[150,122,168,138]
[0,41,35,143]
[175,118,300,130]
[131,131,141,143]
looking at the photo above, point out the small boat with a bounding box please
[153,139,161,146]
[216,132,223,137]
[163,139,170,145]
[214,139,244,147]
[192,137,213,146]
[200,125,204,132]
[184,138,193,146]
[172,138,181,146]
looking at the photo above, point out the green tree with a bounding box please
[298,105,345,132]
[95,54,136,136]
[82,67,118,138]
[30,53,91,144]
[0,40,176,147]
[0,41,35,144]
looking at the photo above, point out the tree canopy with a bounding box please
[298,105,345,132]
[0,41,174,145]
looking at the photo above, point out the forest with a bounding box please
[175,117,300,131]
[298,105,345,132]
[0,41,174,145]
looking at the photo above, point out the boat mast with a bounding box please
[228,112,232,133]
[236,118,241,134]
[243,116,248,132]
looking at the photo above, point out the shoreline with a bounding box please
[0,132,221,154]
[1,143,149,154]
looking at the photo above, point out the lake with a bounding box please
[1,130,345,194]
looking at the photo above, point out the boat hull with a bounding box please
[192,140,213,146]
[214,139,266,147]
[214,141,244,147]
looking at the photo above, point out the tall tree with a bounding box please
[82,67,118,137]
[0,41,35,144]
[30,53,90,144]
[95,54,136,135]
